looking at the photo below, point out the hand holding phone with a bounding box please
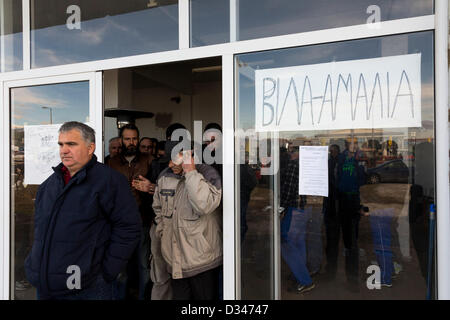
[181,150,196,173]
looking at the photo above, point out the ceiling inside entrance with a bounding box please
[131,57,222,95]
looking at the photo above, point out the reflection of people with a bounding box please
[104,137,122,166]
[368,208,395,287]
[14,166,24,188]
[202,123,223,175]
[323,144,341,278]
[240,158,257,242]
[279,147,318,294]
[25,122,141,300]
[108,124,154,300]
[153,150,222,300]
[337,138,366,290]
[409,141,435,297]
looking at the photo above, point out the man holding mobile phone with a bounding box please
[151,146,222,300]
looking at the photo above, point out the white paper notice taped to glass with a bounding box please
[24,124,62,185]
[255,54,422,132]
[299,146,329,197]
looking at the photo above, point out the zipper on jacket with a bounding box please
[40,176,73,296]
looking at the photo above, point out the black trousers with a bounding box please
[172,267,220,300]
[324,193,360,280]
[324,194,340,275]
[338,193,361,282]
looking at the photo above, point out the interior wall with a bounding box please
[133,81,222,141]
[133,86,192,141]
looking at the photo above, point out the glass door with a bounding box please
[4,72,102,299]
[236,31,436,300]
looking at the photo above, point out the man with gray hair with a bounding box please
[105,137,122,166]
[25,121,142,300]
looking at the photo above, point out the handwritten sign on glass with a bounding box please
[24,124,62,185]
[255,54,421,132]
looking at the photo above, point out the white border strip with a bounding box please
[272,136,280,300]
[222,54,236,300]
[0,80,7,300]
[178,0,190,49]
[0,0,5,73]
[94,72,103,161]
[435,0,450,300]
[22,0,30,70]
[4,72,95,88]
[1,81,9,301]
[0,15,434,82]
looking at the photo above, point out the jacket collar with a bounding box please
[159,166,183,180]
[53,154,97,184]
[118,151,143,165]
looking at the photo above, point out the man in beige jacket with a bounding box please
[152,149,222,300]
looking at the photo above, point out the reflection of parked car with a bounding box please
[367,160,410,184]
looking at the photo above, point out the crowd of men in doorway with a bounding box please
[105,122,224,300]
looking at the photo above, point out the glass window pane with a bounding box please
[31,0,179,68]
[11,81,90,300]
[190,0,229,47]
[236,31,436,299]
[238,0,433,41]
[0,0,23,72]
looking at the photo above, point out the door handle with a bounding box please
[277,207,285,218]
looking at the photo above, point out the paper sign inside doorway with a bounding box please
[299,146,329,197]
[24,124,62,185]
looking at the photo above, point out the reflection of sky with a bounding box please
[238,0,433,40]
[11,81,89,127]
[0,0,23,72]
[191,0,229,47]
[0,32,23,72]
[31,5,178,68]
[237,32,434,135]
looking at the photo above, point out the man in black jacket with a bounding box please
[25,121,141,300]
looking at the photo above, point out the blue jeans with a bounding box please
[369,208,394,285]
[280,207,313,286]
[37,274,114,300]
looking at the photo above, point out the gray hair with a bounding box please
[109,136,120,143]
[59,121,96,144]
